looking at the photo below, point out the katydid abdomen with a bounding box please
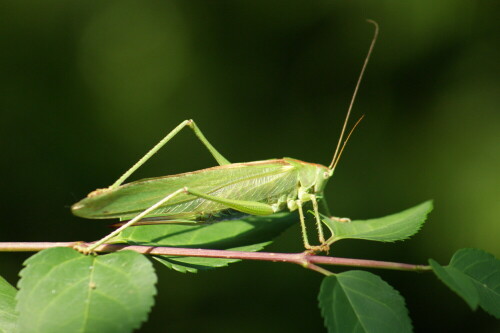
[71,158,329,223]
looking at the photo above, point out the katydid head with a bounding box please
[328,20,378,173]
[315,164,333,193]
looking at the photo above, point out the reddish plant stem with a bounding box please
[0,242,431,274]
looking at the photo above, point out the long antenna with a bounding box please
[329,20,379,170]
[331,114,364,171]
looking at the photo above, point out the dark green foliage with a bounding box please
[319,271,412,333]
[1,205,498,332]
[430,248,500,318]
[153,242,270,273]
[113,212,297,272]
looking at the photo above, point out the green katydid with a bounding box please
[72,20,379,254]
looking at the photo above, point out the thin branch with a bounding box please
[0,242,431,274]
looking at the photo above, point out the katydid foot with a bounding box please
[72,242,97,255]
[304,243,330,255]
[330,216,351,223]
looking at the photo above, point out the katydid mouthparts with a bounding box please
[72,20,379,254]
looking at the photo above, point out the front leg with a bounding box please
[310,195,326,244]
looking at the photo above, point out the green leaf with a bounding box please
[0,275,18,333]
[16,248,157,333]
[323,201,432,244]
[112,212,297,273]
[429,248,500,318]
[319,271,412,333]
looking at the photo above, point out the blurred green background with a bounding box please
[1,0,498,332]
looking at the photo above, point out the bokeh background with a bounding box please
[1,1,498,332]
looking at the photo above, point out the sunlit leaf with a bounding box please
[16,248,157,333]
[0,275,17,333]
[324,201,432,244]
